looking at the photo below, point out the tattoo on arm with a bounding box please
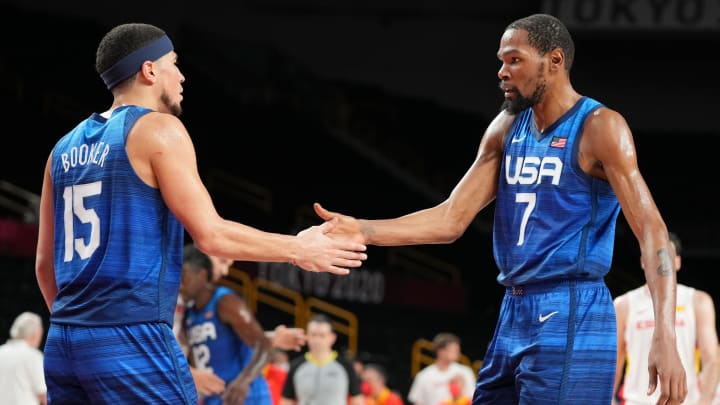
[656,248,672,276]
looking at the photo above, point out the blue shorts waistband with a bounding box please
[505,278,604,296]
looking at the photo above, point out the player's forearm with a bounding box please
[362,205,466,246]
[642,244,677,335]
[193,221,301,264]
[234,337,272,384]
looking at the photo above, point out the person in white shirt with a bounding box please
[0,311,47,405]
[613,232,719,405]
[407,332,476,405]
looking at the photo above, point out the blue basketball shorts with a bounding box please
[473,279,616,405]
[44,322,198,404]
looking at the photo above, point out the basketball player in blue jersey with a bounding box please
[180,244,273,405]
[311,13,687,405]
[34,23,367,404]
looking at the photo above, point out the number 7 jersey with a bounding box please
[50,105,184,326]
[493,96,620,286]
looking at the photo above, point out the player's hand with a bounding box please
[313,202,366,244]
[294,217,367,275]
[223,377,251,405]
[190,367,225,397]
[647,336,687,404]
[271,324,306,351]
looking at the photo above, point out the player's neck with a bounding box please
[532,86,581,132]
[109,89,160,113]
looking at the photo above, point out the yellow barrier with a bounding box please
[217,268,360,358]
[255,278,306,327]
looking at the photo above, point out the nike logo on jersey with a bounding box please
[510,136,525,143]
[538,311,559,323]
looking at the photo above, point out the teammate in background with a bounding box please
[407,333,475,405]
[173,246,307,398]
[35,22,367,403]
[0,312,47,405]
[312,13,686,404]
[174,252,228,399]
[614,232,719,404]
[181,244,272,405]
[280,314,364,405]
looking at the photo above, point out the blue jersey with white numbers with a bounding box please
[185,287,270,405]
[50,105,184,326]
[493,96,621,286]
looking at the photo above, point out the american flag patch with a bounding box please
[550,136,567,148]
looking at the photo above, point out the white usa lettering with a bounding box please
[505,156,563,185]
[187,322,217,345]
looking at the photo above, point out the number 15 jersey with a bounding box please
[50,105,184,326]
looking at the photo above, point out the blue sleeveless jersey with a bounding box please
[49,105,184,326]
[493,97,620,286]
[185,287,270,405]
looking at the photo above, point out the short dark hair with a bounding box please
[183,243,213,282]
[668,232,682,256]
[364,363,388,382]
[432,332,460,352]
[506,13,575,72]
[308,313,333,329]
[95,23,167,82]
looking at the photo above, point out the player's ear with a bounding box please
[549,49,563,71]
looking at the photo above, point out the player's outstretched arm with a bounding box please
[266,324,306,352]
[131,112,367,274]
[312,110,512,249]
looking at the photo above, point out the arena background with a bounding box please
[1,0,718,398]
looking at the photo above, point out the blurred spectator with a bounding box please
[280,314,364,405]
[407,332,475,405]
[264,348,290,405]
[438,374,471,405]
[361,363,404,405]
[344,350,367,379]
[0,311,47,405]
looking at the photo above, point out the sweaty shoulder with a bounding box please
[577,106,634,178]
[484,109,517,150]
[126,111,192,187]
[131,111,188,147]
